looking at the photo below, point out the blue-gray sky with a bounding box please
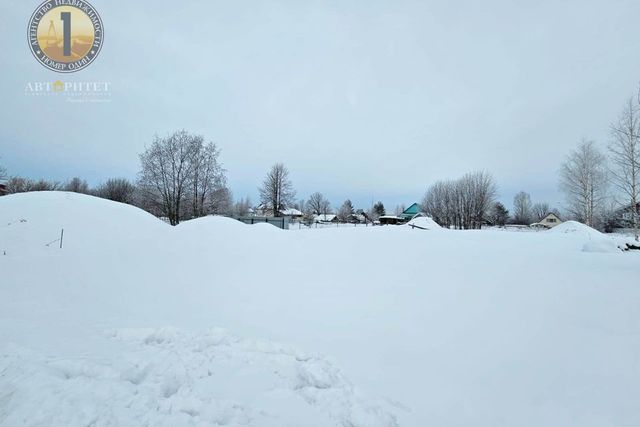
[1,0,639,211]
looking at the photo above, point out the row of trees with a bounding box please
[1,174,137,203]
[421,171,497,229]
[557,91,639,235]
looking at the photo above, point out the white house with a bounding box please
[279,208,303,219]
[314,214,338,223]
[533,213,562,229]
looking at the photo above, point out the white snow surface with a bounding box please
[405,216,442,230]
[1,192,640,426]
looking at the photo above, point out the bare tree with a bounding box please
[306,192,331,215]
[0,159,6,181]
[209,186,233,215]
[259,163,295,217]
[233,197,252,216]
[463,171,497,229]
[64,177,90,194]
[5,177,30,193]
[422,171,496,229]
[512,191,532,225]
[559,139,609,228]
[138,130,226,225]
[31,179,61,191]
[532,202,551,222]
[609,97,640,238]
[422,180,456,227]
[95,178,136,203]
[189,142,226,218]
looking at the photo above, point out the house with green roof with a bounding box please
[399,203,422,221]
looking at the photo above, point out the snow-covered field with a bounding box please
[1,192,639,426]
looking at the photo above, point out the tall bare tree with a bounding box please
[532,202,550,222]
[512,192,532,224]
[233,197,252,216]
[259,163,295,217]
[609,97,640,238]
[138,130,226,225]
[559,139,608,228]
[190,142,226,218]
[306,192,331,215]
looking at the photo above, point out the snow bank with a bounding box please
[582,239,622,253]
[0,191,166,255]
[547,221,632,253]
[406,216,442,230]
[548,220,602,238]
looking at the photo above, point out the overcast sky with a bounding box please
[1,0,639,210]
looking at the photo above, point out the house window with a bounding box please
[548,218,556,223]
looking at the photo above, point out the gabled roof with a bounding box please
[314,214,337,222]
[541,212,562,221]
[280,208,303,216]
[402,203,421,215]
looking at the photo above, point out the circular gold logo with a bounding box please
[28,0,104,73]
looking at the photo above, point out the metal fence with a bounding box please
[233,216,290,230]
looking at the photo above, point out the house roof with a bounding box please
[314,214,337,222]
[614,202,640,214]
[541,212,562,221]
[402,203,421,215]
[280,208,303,216]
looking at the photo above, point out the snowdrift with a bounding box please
[0,191,167,255]
[406,216,442,230]
[2,192,640,426]
[548,220,634,253]
[548,220,602,238]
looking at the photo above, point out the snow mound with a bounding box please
[582,240,622,253]
[548,220,602,238]
[0,328,398,427]
[0,192,166,255]
[406,216,442,230]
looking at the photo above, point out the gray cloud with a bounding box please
[1,0,639,210]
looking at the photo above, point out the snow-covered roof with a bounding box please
[280,208,303,216]
[314,214,336,222]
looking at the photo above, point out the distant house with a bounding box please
[347,213,366,223]
[255,204,303,218]
[609,202,640,230]
[314,214,338,223]
[399,203,422,221]
[532,213,562,229]
[0,181,7,196]
[279,208,303,219]
[379,215,403,225]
